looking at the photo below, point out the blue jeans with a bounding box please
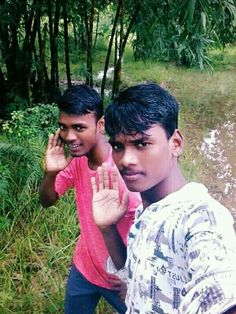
[65,263,127,314]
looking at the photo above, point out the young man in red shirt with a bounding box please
[39,85,140,314]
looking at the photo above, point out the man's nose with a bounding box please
[120,148,137,167]
[65,129,77,141]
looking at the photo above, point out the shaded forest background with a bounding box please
[0,0,236,119]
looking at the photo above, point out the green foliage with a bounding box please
[132,0,236,68]
[2,104,59,139]
[1,43,236,313]
[7,95,29,114]
[0,160,11,197]
[0,191,78,313]
[0,131,115,312]
[0,104,113,312]
[0,134,77,312]
[0,136,45,216]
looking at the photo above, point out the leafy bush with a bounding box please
[2,104,59,140]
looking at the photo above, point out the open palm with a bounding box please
[45,129,71,172]
[91,163,128,230]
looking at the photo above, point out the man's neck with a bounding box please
[87,138,110,170]
[141,165,186,209]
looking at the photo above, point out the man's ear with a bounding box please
[97,116,105,133]
[170,129,184,157]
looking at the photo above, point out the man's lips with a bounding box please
[120,170,143,181]
[68,143,82,152]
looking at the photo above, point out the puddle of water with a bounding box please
[96,67,114,81]
[58,79,111,97]
[200,113,236,219]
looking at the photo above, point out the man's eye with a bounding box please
[112,144,123,151]
[75,126,85,131]
[59,125,65,131]
[137,142,149,148]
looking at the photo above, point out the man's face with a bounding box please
[110,125,183,194]
[58,111,103,157]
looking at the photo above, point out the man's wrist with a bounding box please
[44,170,60,176]
[100,224,117,234]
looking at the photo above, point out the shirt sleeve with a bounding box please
[54,161,75,196]
[179,201,236,314]
[106,256,129,283]
[116,190,141,245]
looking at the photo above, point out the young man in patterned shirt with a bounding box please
[91,83,236,313]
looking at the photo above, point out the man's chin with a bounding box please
[125,183,142,193]
[70,151,84,157]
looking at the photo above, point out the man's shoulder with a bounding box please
[58,156,88,178]
[161,182,232,224]
[67,156,87,167]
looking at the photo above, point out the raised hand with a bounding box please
[91,163,128,230]
[44,129,71,173]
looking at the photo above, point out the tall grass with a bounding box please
[0,134,115,313]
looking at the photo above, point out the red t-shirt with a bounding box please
[55,149,140,289]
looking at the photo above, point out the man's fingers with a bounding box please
[97,163,111,190]
[111,167,119,191]
[97,166,104,190]
[102,163,110,189]
[108,278,127,301]
[57,137,64,147]
[108,277,123,285]
[47,129,61,149]
[120,190,129,214]
[47,134,54,149]
[91,176,97,193]
[92,163,120,193]
[52,128,61,146]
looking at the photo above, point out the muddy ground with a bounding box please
[184,103,236,226]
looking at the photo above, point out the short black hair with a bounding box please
[105,83,179,139]
[58,85,103,120]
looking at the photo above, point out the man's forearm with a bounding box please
[39,172,59,207]
[101,225,127,270]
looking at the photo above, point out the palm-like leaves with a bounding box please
[0,136,45,217]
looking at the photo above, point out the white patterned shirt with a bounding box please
[108,183,236,313]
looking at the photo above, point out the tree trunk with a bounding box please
[73,23,78,48]
[48,0,61,99]
[101,0,122,100]
[93,12,99,49]
[63,2,71,87]
[0,0,39,107]
[112,1,140,96]
[20,0,40,104]
[112,0,124,96]
[34,18,50,102]
[83,0,95,86]
[0,67,7,118]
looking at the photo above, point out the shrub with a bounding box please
[2,104,59,140]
